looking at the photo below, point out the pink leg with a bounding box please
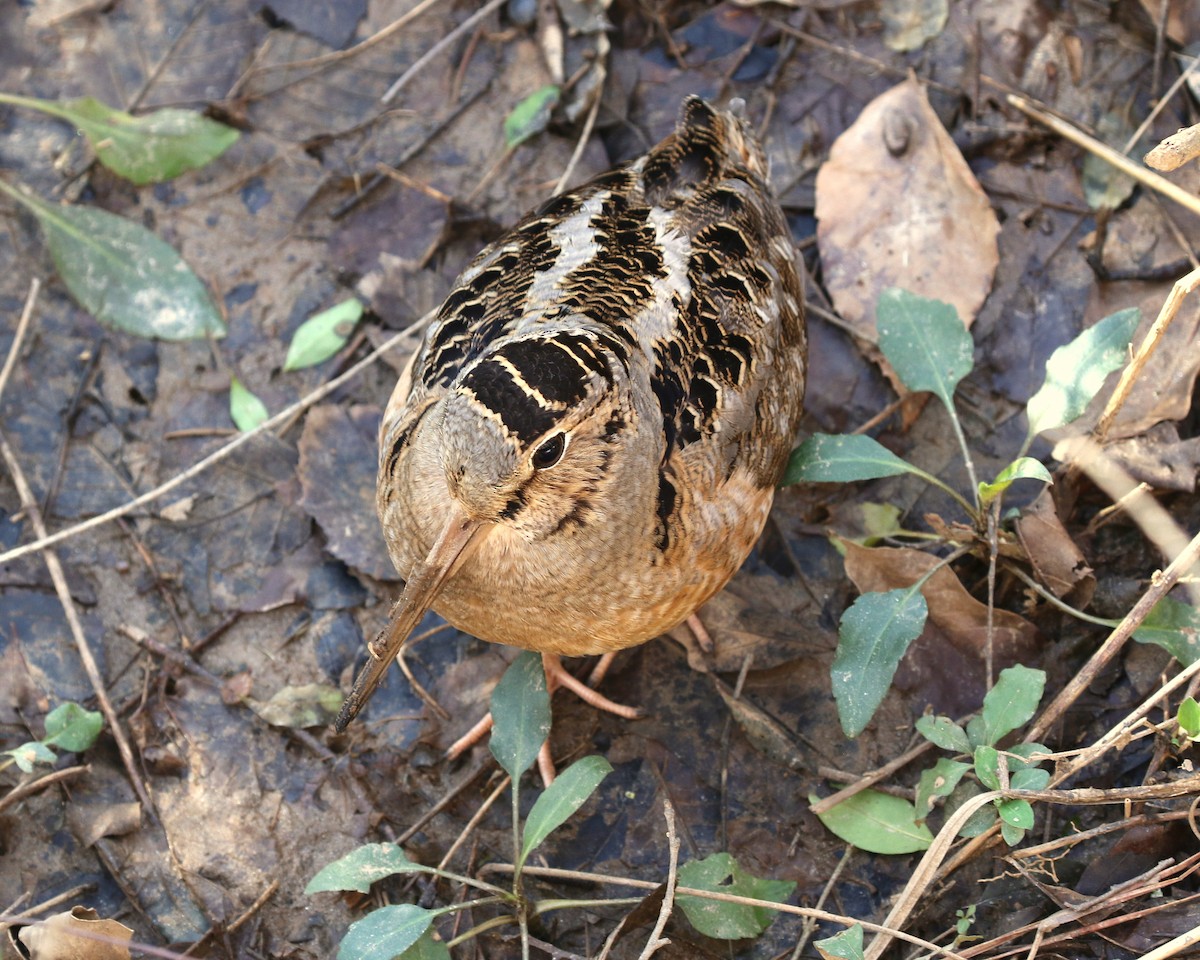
[537,740,555,786]
[586,651,618,687]
[542,653,641,719]
[446,711,494,760]
[687,612,715,653]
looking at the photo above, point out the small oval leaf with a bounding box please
[784,433,918,485]
[306,843,422,895]
[832,587,929,737]
[966,665,1046,747]
[915,758,971,815]
[978,457,1053,505]
[676,852,795,939]
[816,924,864,960]
[914,714,970,753]
[42,702,104,752]
[520,756,612,865]
[489,651,551,780]
[230,377,269,432]
[338,904,433,960]
[812,789,934,854]
[1133,596,1200,666]
[1025,307,1140,437]
[284,298,363,371]
[6,185,225,340]
[504,85,560,148]
[876,288,974,406]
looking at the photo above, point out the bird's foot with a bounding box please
[446,651,642,783]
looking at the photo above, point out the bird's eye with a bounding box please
[531,432,567,470]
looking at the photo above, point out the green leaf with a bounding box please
[42,702,103,752]
[1133,596,1200,666]
[1010,766,1049,791]
[999,817,1027,846]
[876,288,974,407]
[676,852,795,939]
[520,756,612,866]
[946,781,997,838]
[915,758,971,815]
[832,587,929,737]
[1025,308,1140,437]
[813,789,934,854]
[504,85,560,148]
[973,745,1001,790]
[783,433,919,486]
[248,684,344,728]
[1082,112,1138,211]
[70,97,238,184]
[489,651,551,780]
[0,183,225,340]
[396,931,451,960]
[0,93,239,184]
[966,665,1046,747]
[306,843,422,895]
[978,457,1053,505]
[8,741,56,773]
[284,298,363,371]
[339,904,433,960]
[816,924,864,960]
[1005,742,1050,771]
[1180,697,1200,738]
[914,714,970,753]
[230,376,269,432]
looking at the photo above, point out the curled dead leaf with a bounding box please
[1015,488,1095,606]
[12,906,132,960]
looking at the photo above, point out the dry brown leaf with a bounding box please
[14,907,132,960]
[66,802,142,847]
[815,76,1000,341]
[1015,488,1095,606]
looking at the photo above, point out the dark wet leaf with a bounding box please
[306,843,421,895]
[490,651,550,780]
[915,714,970,753]
[816,923,864,960]
[1025,308,1140,438]
[966,665,1046,747]
[504,85,561,148]
[876,288,974,408]
[833,587,929,737]
[520,756,612,866]
[339,904,433,960]
[229,377,269,432]
[43,701,103,752]
[812,789,934,854]
[284,298,363,371]
[915,758,971,815]
[978,457,1052,505]
[21,94,238,184]
[1132,596,1200,666]
[783,433,916,485]
[0,183,225,340]
[248,683,343,728]
[676,852,794,939]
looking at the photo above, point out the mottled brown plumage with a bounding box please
[335,97,806,735]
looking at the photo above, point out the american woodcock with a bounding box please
[334,97,807,756]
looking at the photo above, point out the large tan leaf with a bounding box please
[815,77,1000,341]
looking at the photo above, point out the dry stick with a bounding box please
[789,845,855,960]
[0,312,433,567]
[0,278,39,399]
[809,736,937,816]
[635,801,679,960]
[552,34,610,198]
[0,764,90,815]
[1140,921,1200,960]
[381,0,507,103]
[489,865,969,960]
[1126,55,1200,156]
[1007,94,1200,219]
[1095,267,1200,441]
[1025,526,1200,744]
[1146,122,1200,172]
[0,433,157,821]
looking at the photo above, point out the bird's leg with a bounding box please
[542,653,642,719]
[686,611,715,653]
[446,712,494,760]
[536,741,555,786]
[585,651,617,687]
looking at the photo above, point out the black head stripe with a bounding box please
[461,358,557,444]
[497,339,592,408]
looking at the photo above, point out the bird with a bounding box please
[334,97,807,775]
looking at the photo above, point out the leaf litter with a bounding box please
[2,0,1200,957]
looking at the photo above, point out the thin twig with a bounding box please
[381,0,506,103]
[636,801,679,960]
[0,311,434,566]
[552,35,609,197]
[0,764,90,815]
[0,432,157,821]
[0,279,40,400]
[1007,94,1200,218]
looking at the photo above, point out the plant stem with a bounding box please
[446,914,517,948]
[903,461,978,518]
[941,398,981,511]
[1004,564,1121,628]
[532,898,644,915]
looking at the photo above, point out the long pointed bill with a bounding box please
[334,507,485,731]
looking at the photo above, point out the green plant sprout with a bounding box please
[308,653,793,958]
[2,702,103,774]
